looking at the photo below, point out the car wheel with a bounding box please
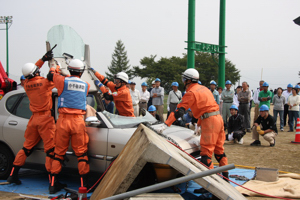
[128,162,157,191]
[0,146,14,180]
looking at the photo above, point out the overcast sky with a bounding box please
[1,0,300,91]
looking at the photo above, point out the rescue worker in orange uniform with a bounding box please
[159,68,228,180]
[7,51,56,186]
[90,68,134,117]
[47,59,90,194]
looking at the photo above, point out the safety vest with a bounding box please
[58,77,88,110]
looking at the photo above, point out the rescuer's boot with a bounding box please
[7,165,21,185]
[49,174,67,194]
[222,172,229,182]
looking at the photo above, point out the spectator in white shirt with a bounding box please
[130,82,141,117]
[287,87,300,132]
[233,86,242,107]
[167,82,182,114]
[252,80,264,125]
[139,82,150,115]
[217,87,223,115]
[283,84,293,127]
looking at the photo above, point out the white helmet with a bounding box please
[114,72,128,83]
[182,68,199,83]
[68,59,85,72]
[22,63,39,78]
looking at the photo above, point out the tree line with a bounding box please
[106,40,241,93]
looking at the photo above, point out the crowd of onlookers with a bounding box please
[101,77,300,147]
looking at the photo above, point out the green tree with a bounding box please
[133,55,186,92]
[105,40,133,81]
[194,52,241,86]
[133,52,240,92]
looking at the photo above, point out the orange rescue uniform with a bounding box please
[13,59,55,173]
[165,83,228,170]
[94,72,134,117]
[50,71,90,176]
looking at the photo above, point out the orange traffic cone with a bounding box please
[291,118,300,144]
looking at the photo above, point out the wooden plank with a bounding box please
[91,124,246,200]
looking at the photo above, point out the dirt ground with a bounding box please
[1,106,300,200]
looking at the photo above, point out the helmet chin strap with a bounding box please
[183,80,190,91]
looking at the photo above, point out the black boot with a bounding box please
[49,174,67,194]
[80,173,89,188]
[222,172,229,182]
[194,187,208,194]
[7,165,21,185]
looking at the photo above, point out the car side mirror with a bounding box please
[85,116,101,127]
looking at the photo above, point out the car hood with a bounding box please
[151,124,200,154]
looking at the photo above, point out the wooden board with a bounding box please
[91,124,246,200]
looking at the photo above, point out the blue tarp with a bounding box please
[0,168,254,199]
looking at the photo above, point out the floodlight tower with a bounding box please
[0,16,13,77]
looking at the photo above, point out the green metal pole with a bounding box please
[218,0,226,88]
[6,17,9,77]
[187,0,195,69]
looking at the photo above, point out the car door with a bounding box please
[2,93,45,164]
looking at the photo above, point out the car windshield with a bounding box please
[102,110,159,128]
[47,25,85,59]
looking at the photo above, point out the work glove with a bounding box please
[94,80,103,88]
[194,124,201,136]
[228,132,234,141]
[256,126,265,135]
[155,123,167,134]
[167,106,170,112]
[42,50,53,62]
[89,67,96,73]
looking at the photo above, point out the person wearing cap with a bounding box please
[226,105,246,144]
[151,78,165,122]
[251,105,277,147]
[272,87,285,131]
[147,80,155,108]
[161,68,229,182]
[47,59,90,193]
[183,108,198,130]
[139,82,150,114]
[148,105,162,122]
[126,80,131,89]
[91,69,134,117]
[221,80,234,129]
[17,75,26,89]
[129,81,141,117]
[282,84,293,127]
[7,50,57,190]
[258,82,272,109]
[253,80,264,125]
[167,82,182,115]
[209,80,220,104]
[287,87,300,132]
[226,105,245,144]
[238,82,251,132]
